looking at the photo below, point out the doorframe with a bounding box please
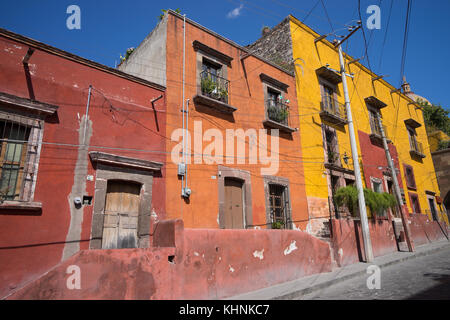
[89,152,163,249]
[218,165,252,229]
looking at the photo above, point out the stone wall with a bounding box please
[431,148,450,210]
[246,18,294,74]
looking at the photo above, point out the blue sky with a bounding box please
[1,0,449,108]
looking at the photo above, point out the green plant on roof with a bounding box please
[159,8,181,21]
[119,47,135,63]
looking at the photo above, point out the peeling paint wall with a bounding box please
[7,219,333,300]
[62,116,92,260]
[0,35,166,298]
[330,218,397,267]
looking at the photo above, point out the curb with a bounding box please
[228,240,450,300]
[275,241,450,300]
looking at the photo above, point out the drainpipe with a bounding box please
[180,14,191,198]
[83,85,92,146]
[185,99,190,195]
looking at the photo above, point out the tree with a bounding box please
[418,99,450,136]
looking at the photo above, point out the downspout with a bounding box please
[83,85,92,146]
[185,98,190,194]
[181,14,186,198]
[180,14,191,198]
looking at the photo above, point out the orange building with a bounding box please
[119,10,309,230]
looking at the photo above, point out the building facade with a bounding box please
[247,15,447,241]
[119,11,310,231]
[0,28,166,298]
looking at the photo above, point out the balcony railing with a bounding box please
[200,70,229,104]
[410,139,426,158]
[320,95,348,125]
[369,117,389,141]
[326,149,342,167]
[266,99,290,127]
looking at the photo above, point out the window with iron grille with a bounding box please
[0,111,42,204]
[269,184,288,229]
[0,122,31,200]
[200,58,229,103]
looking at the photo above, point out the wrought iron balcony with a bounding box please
[263,99,295,133]
[319,95,348,126]
[369,117,390,142]
[266,99,289,126]
[410,139,426,158]
[200,70,229,104]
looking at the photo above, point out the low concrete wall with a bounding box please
[7,219,333,300]
[330,218,397,267]
[409,214,449,246]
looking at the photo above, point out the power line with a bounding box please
[302,0,321,23]
[378,0,394,72]
[320,0,334,32]
[358,0,374,72]
[399,0,413,86]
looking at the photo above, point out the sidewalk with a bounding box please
[226,239,450,300]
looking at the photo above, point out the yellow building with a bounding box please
[248,15,447,237]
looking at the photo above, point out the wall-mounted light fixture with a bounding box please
[343,152,349,165]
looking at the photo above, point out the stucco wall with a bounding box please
[122,12,310,231]
[0,35,166,298]
[7,219,333,300]
[409,213,449,246]
[285,16,442,225]
[330,218,397,267]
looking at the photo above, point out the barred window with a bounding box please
[0,121,31,200]
[0,92,57,208]
[0,110,43,204]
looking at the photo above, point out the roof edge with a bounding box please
[166,10,294,77]
[0,28,166,92]
[288,15,421,107]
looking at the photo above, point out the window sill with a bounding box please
[409,150,426,159]
[193,94,236,114]
[319,110,348,126]
[0,201,42,211]
[263,119,295,134]
[369,133,391,144]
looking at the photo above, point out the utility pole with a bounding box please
[375,115,415,252]
[334,23,374,262]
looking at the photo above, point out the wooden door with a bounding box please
[224,178,244,229]
[102,180,141,249]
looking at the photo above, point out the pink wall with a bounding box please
[409,214,449,246]
[330,218,398,267]
[358,131,405,204]
[7,219,333,300]
[0,35,166,298]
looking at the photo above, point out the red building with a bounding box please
[0,28,166,298]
